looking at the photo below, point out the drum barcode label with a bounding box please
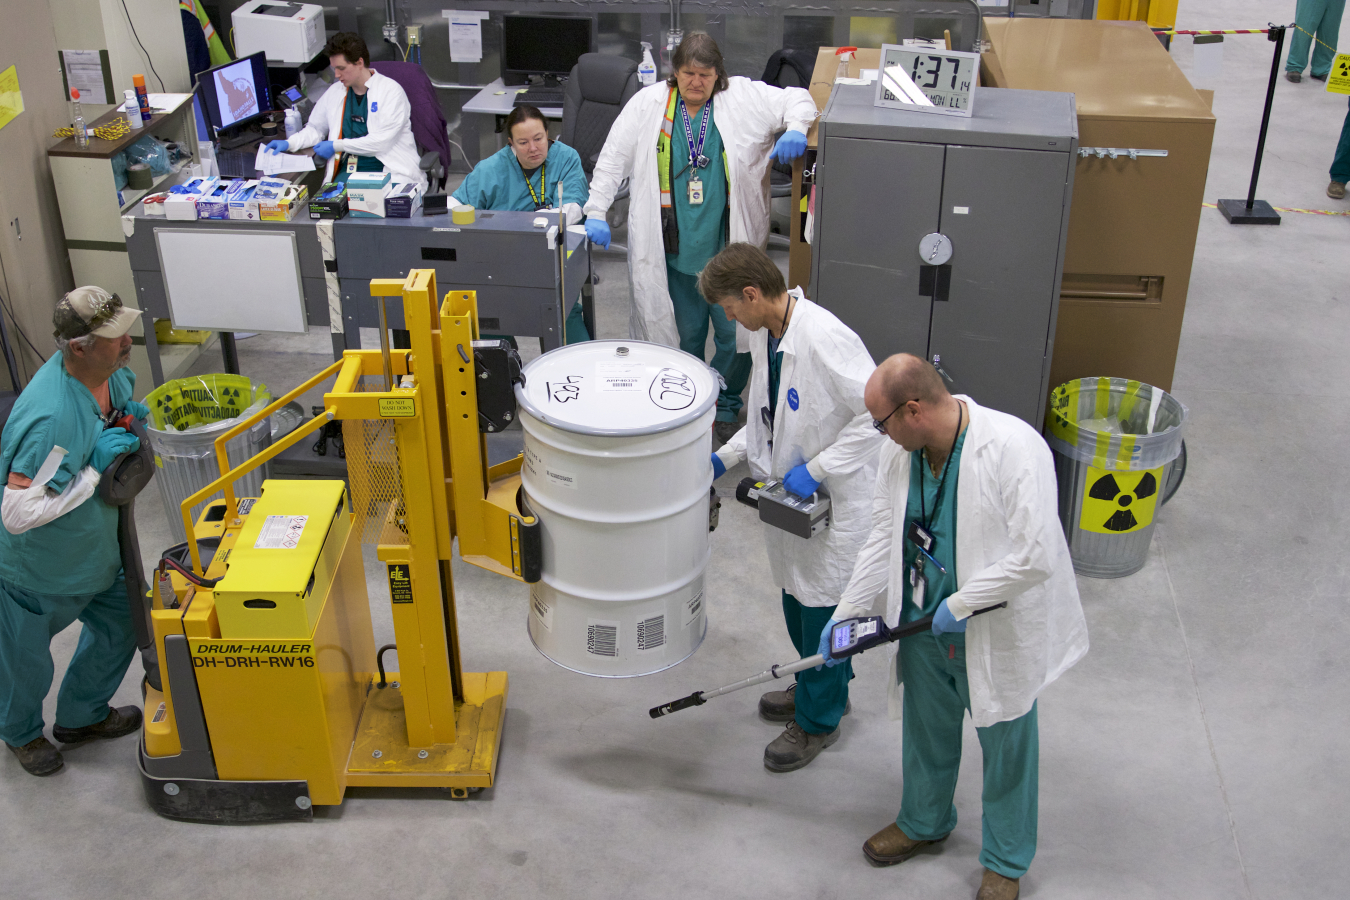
[531,589,553,632]
[586,620,619,657]
[684,591,704,628]
[636,615,665,651]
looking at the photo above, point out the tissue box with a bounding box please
[164,177,218,221]
[309,182,348,219]
[227,180,260,220]
[384,181,424,218]
[196,181,236,219]
[260,183,309,222]
[346,171,392,218]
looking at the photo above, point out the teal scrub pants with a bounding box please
[1287,0,1345,78]
[565,299,590,344]
[897,632,1039,879]
[782,592,851,734]
[666,266,751,423]
[0,575,136,747]
[1333,97,1350,183]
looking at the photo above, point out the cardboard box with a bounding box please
[227,180,261,220]
[384,181,424,218]
[346,171,392,218]
[196,180,236,220]
[163,177,219,221]
[309,182,348,219]
[260,183,309,222]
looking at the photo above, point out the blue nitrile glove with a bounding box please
[783,463,821,499]
[932,598,967,635]
[711,453,726,480]
[815,617,843,670]
[313,140,336,159]
[90,427,140,472]
[585,218,611,249]
[265,139,290,154]
[124,399,149,422]
[773,130,807,165]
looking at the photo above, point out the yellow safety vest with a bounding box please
[180,0,231,66]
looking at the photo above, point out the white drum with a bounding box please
[516,340,718,677]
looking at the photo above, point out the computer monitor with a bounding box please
[502,15,593,85]
[196,51,272,136]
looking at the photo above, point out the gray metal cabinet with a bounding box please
[810,85,1077,427]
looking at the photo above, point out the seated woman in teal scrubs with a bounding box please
[451,106,592,343]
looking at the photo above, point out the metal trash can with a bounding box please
[1046,377,1188,578]
[144,374,274,544]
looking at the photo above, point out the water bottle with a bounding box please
[70,88,89,149]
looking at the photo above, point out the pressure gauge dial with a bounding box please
[918,233,953,266]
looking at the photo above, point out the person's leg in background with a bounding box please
[1330,97,1350,199]
[565,299,591,343]
[1285,0,1324,79]
[1310,0,1345,79]
[667,266,713,361]
[709,301,751,428]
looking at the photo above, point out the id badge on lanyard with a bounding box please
[688,175,704,205]
[346,154,358,174]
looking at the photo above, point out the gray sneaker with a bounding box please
[764,720,839,772]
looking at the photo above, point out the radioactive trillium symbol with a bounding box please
[1079,465,1165,535]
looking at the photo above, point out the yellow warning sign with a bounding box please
[378,397,415,418]
[1329,53,1350,96]
[1079,465,1164,534]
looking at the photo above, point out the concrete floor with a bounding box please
[4,1,1348,896]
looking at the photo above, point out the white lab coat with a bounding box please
[715,294,885,607]
[583,78,817,349]
[833,396,1089,727]
[286,72,424,187]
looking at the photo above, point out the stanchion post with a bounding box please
[1218,23,1287,224]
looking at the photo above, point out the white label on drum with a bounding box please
[636,614,666,651]
[531,587,553,632]
[684,590,704,628]
[596,362,644,391]
[586,619,619,657]
[545,466,578,490]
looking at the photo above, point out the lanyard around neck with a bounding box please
[522,158,547,210]
[919,401,963,530]
[679,97,711,170]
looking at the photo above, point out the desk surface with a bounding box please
[462,78,564,117]
[334,208,586,245]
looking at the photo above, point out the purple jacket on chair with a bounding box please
[369,60,451,182]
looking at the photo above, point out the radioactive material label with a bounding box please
[378,397,415,418]
[1079,465,1163,534]
[1328,53,1350,96]
[387,563,413,603]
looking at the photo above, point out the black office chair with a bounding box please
[761,48,817,247]
[563,53,641,230]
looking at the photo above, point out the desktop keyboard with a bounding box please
[513,87,566,108]
[217,145,261,178]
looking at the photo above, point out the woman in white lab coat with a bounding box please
[582,34,816,441]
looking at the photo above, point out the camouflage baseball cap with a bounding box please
[53,286,141,340]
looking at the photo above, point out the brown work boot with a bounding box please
[862,822,948,866]
[1329,181,1347,200]
[976,869,1020,900]
[6,737,64,776]
[763,720,838,772]
[759,683,798,722]
[52,706,143,745]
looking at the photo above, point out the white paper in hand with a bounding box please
[255,145,316,176]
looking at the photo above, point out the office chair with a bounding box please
[761,48,817,247]
[369,60,452,191]
[563,53,641,229]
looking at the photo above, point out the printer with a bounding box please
[231,2,326,65]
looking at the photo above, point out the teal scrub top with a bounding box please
[666,99,729,276]
[0,354,134,594]
[452,140,589,213]
[338,89,385,184]
[900,424,968,625]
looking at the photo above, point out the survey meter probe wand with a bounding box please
[649,603,1007,718]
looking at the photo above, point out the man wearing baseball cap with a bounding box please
[0,287,150,776]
